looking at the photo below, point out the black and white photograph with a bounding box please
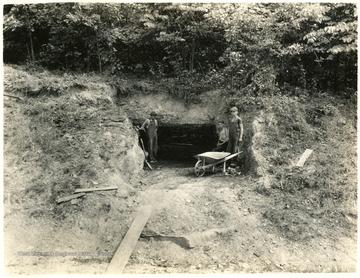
[2,0,358,275]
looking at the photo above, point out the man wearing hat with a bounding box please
[226,106,243,154]
[141,111,158,163]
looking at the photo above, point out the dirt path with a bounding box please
[4,161,357,274]
[124,161,357,273]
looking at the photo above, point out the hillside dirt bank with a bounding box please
[3,66,357,274]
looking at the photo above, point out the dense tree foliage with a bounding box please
[3,2,357,96]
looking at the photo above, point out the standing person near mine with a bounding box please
[213,120,229,152]
[141,111,158,163]
[226,106,243,154]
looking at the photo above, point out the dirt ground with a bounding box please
[4,160,357,274]
[122,162,357,274]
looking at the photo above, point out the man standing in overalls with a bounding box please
[141,111,158,163]
[226,106,243,154]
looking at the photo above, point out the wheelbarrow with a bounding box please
[193,151,242,177]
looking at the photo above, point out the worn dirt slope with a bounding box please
[3,65,357,274]
[126,163,357,273]
[3,66,145,274]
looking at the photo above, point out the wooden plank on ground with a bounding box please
[56,193,85,204]
[74,186,118,193]
[296,149,313,167]
[106,206,152,274]
[4,94,23,101]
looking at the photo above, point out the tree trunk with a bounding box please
[182,47,186,72]
[189,38,195,73]
[333,55,340,93]
[87,48,90,72]
[96,38,102,74]
[25,5,35,63]
[28,32,35,62]
[26,43,31,62]
[230,68,234,89]
[65,46,68,71]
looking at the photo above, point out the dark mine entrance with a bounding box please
[133,121,217,163]
[157,124,217,162]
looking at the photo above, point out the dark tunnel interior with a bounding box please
[134,121,218,162]
[158,124,218,161]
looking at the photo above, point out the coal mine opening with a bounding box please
[157,124,218,162]
[133,120,255,174]
[133,122,217,163]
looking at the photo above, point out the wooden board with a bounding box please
[4,94,23,101]
[74,186,118,193]
[296,149,313,167]
[106,206,152,274]
[56,193,85,204]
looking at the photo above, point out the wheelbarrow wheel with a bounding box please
[194,160,206,177]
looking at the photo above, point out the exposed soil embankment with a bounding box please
[120,90,225,125]
[4,66,147,274]
[3,65,357,274]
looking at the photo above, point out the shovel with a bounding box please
[135,126,152,171]
[140,137,152,171]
